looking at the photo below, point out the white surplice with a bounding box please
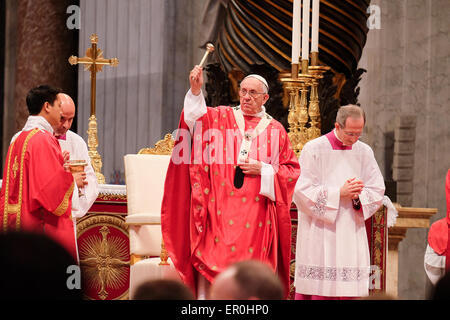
[58,130,99,218]
[58,130,99,263]
[293,132,385,297]
[424,244,446,285]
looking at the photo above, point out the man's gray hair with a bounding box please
[242,74,269,94]
[336,104,366,128]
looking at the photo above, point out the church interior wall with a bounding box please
[359,0,450,299]
[77,0,206,184]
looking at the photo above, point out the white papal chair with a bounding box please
[124,134,177,299]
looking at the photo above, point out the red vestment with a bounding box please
[0,129,76,259]
[428,169,450,271]
[161,107,300,296]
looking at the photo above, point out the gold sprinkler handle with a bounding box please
[198,43,215,68]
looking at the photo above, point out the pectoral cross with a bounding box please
[69,34,119,184]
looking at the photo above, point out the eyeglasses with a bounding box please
[239,88,265,99]
[342,131,363,137]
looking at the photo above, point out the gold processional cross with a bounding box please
[69,34,119,184]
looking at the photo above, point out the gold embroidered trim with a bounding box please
[6,204,20,214]
[2,139,16,231]
[53,182,74,217]
[3,129,40,231]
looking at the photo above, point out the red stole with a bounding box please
[0,129,76,259]
[428,169,450,270]
[161,107,300,297]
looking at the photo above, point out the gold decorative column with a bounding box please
[281,68,313,156]
[87,115,105,184]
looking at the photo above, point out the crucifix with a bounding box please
[69,34,119,184]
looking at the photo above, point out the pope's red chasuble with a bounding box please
[162,106,300,296]
[0,129,76,259]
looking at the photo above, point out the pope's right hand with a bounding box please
[189,65,203,96]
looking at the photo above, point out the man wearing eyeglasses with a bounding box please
[293,105,385,300]
[162,65,300,298]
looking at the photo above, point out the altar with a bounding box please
[76,184,129,300]
[76,182,431,300]
[0,179,438,299]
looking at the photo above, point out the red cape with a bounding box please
[161,112,197,292]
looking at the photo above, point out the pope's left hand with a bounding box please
[239,158,262,175]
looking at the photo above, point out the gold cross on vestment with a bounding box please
[68,34,119,184]
[12,156,19,179]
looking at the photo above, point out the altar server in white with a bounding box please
[293,105,385,300]
[55,93,99,262]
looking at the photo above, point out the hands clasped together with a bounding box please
[340,177,364,200]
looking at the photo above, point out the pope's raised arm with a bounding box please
[184,66,207,133]
[189,65,203,96]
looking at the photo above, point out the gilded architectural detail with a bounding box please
[77,214,129,300]
[138,134,175,155]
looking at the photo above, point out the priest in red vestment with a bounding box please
[0,85,77,259]
[161,66,300,298]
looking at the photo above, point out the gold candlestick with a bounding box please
[291,63,300,79]
[307,65,331,141]
[310,52,319,67]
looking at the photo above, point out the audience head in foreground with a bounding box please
[133,279,195,300]
[209,260,284,300]
[431,271,450,300]
[0,231,82,300]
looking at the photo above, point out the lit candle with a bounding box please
[301,0,310,61]
[291,0,301,64]
[311,0,320,53]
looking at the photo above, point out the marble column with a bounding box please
[2,0,78,165]
[13,0,78,130]
[358,0,450,299]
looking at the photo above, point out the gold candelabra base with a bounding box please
[281,63,331,156]
[281,74,314,155]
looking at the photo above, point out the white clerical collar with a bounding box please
[239,105,266,118]
[333,128,343,143]
[22,116,54,135]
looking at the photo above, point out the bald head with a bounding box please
[54,93,76,137]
